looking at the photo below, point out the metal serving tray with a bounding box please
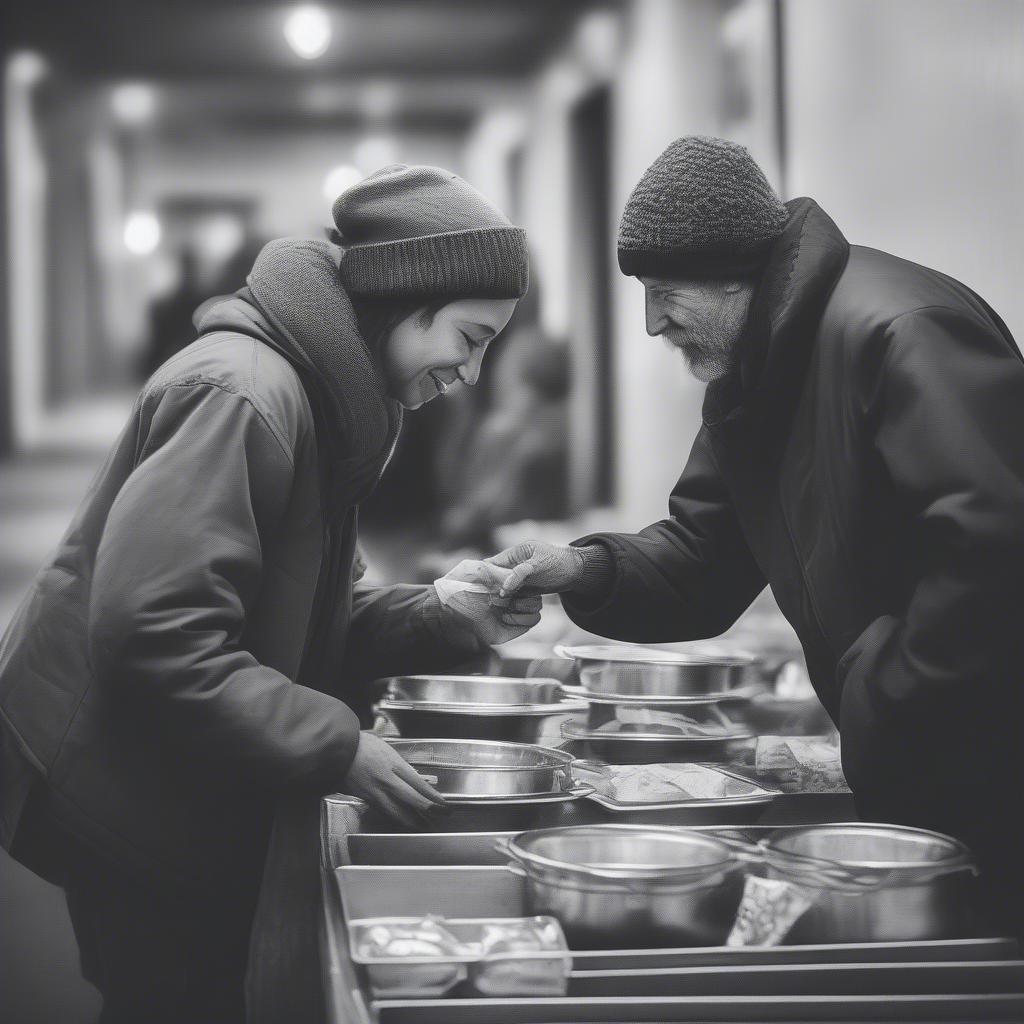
[383,675,565,705]
[561,683,760,706]
[320,803,1023,1024]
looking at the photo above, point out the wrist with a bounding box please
[421,586,484,652]
[570,544,614,597]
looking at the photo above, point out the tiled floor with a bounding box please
[0,397,131,1024]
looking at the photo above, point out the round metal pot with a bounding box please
[762,823,979,943]
[383,675,564,706]
[555,644,756,698]
[377,698,586,745]
[387,739,579,796]
[498,825,746,948]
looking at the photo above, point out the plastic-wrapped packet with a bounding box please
[726,875,814,946]
[353,917,467,998]
[471,918,570,996]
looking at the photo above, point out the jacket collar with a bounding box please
[703,198,850,442]
[196,238,402,511]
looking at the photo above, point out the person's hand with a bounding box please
[343,731,448,828]
[430,559,543,647]
[486,541,586,598]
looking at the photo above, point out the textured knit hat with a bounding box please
[617,136,789,279]
[333,164,529,299]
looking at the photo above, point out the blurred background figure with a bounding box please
[1,2,1022,1022]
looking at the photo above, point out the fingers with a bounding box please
[390,757,449,805]
[486,542,535,570]
[499,609,543,627]
[498,560,537,598]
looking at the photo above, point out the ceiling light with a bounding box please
[284,6,332,60]
[123,211,161,255]
[323,165,363,202]
[111,83,157,125]
[7,51,48,87]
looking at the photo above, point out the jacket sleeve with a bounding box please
[561,428,766,641]
[88,381,362,792]
[341,580,477,683]
[838,307,1024,809]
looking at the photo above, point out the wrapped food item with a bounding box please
[471,918,569,997]
[602,764,758,803]
[354,917,467,998]
[754,735,849,792]
[726,875,814,946]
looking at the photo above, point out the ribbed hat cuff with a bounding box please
[339,226,529,299]
[618,243,771,280]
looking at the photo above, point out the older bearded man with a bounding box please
[493,136,1024,935]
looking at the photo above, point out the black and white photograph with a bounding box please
[1,1,1023,1022]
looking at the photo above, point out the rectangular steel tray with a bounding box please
[372,993,1024,1023]
[320,799,1023,1023]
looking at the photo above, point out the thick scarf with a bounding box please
[243,238,403,512]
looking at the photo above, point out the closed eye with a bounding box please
[462,330,491,350]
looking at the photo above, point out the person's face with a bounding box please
[383,297,518,409]
[640,276,755,383]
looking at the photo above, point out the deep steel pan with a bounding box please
[762,823,979,943]
[386,738,578,796]
[555,644,756,697]
[378,697,585,744]
[498,824,746,948]
[383,674,563,705]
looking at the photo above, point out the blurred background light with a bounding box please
[574,10,621,76]
[358,80,401,122]
[284,6,332,60]
[194,214,245,264]
[110,83,158,125]
[322,164,363,202]
[354,135,400,174]
[123,211,162,255]
[7,50,48,87]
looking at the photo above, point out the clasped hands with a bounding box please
[429,541,586,650]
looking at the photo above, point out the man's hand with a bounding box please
[429,560,543,648]
[487,541,586,598]
[343,732,448,828]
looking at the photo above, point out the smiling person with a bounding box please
[492,136,1024,936]
[0,164,534,1022]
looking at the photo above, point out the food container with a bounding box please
[580,698,744,734]
[377,696,586,743]
[383,674,563,705]
[761,823,980,944]
[497,824,747,948]
[347,915,570,999]
[561,719,755,765]
[554,643,757,697]
[577,762,779,814]
[387,739,581,797]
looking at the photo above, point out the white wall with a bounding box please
[783,0,1024,342]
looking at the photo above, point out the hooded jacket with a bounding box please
[0,238,463,890]
[565,199,1024,903]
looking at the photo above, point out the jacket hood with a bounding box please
[704,198,849,441]
[195,238,402,509]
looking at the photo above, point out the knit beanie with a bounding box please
[617,136,789,279]
[333,164,529,299]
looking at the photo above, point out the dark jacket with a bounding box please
[0,238,460,891]
[565,200,1024,894]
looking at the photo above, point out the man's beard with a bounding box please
[663,322,736,382]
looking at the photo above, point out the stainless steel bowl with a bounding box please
[383,675,564,705]
[762,823,979,943]
[387,739,579,796]
[555,644,756,697]
[561,720,755,765]
[377,697,586,744]
[498,824,745,948]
